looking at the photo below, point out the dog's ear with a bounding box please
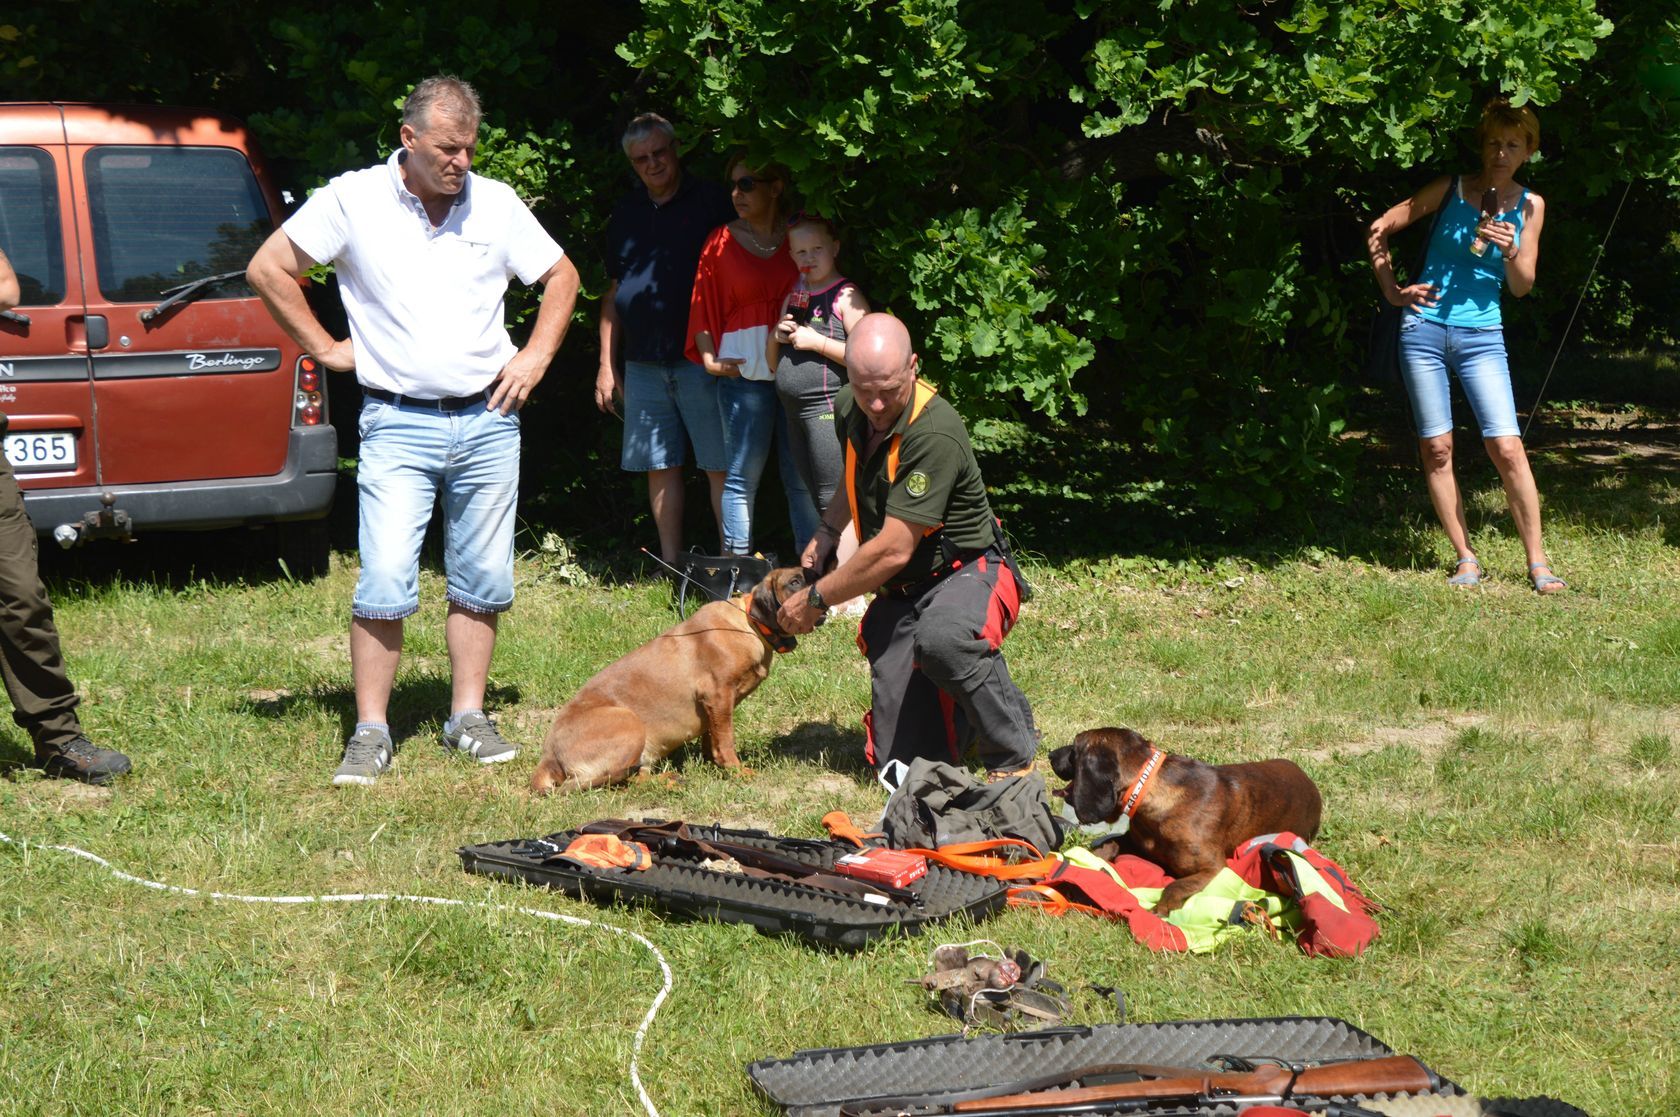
[1115,727,1157,762]
[1080,740,1122,789]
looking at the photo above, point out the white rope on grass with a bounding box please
[0,829,672,1117]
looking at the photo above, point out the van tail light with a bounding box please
[293,355,327,427]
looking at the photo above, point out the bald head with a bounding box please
[846,314,919,433]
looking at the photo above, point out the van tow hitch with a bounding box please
[54,493,134,548]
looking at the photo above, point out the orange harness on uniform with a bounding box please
[845,378,944,544]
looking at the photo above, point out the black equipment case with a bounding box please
[458,821,1007,950]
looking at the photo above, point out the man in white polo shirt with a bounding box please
[247,75,580,786]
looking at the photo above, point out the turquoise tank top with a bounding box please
[1414,176,1528,329]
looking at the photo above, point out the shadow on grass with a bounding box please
[771,720,873,777]
[990,385,1680,573]
[0,732,36,776]
[235,678,523,746]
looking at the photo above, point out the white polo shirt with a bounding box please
[283,150,565,398]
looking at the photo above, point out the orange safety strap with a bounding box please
[845,379,942,539]
[1006,883,1117,920]
[904,837,1061,882]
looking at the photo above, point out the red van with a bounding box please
[0,102,336,575]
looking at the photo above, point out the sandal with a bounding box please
[1528,562,1567,595]
[1447,556,1481,587]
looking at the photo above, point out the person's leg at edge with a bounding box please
[912,560,1038,776]
[446,604,497,715]
[717,378,776,555]
[859,594,956,772]
[1455,326,1562,591]
[351,616,403,724]
[625,361,693,565]
[436,404,523,760]
[0,457,129,783]
[705,471,726,550]
[668,360,729,552]
[339,398,435,782]
[1399,317,1478,582]
[646,466,685,564]
[1484,436,1553,574]
[1419,433,1477,563]
[776,405,819,557]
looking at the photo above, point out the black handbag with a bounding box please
[1364,175,1450,386]
[674,551,773,616]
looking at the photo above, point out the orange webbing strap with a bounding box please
[904,838,1061,882]
[844,379,941,536]
[1006,883,1116,919]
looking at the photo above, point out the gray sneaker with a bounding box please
[441,712,519,764]
[333,727,394,786]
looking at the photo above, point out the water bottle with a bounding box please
[1469,186,1500,257]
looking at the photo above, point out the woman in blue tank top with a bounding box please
[1366,98,1565,594]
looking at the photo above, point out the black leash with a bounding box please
[1522,177,1633,440]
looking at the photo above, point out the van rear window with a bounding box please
[0,147,68,306]
[84,146,271,302]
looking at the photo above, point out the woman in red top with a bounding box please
[686,155,805,556]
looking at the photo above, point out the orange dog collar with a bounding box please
[1119,747,1165,820]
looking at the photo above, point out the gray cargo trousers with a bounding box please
[857,548,1038,775]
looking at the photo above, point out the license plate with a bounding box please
[4,431,78,472]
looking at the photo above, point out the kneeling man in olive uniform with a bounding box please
[777,314,1037,781]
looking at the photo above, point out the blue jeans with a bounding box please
[352,396,520,618]
[1398,315,1520,439]
[621,360,726,472]
[717,377,816,556]
[718,377,776,555]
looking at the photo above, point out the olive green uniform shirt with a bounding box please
[834,382,997,589]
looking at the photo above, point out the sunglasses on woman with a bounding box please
[731,174,770,193]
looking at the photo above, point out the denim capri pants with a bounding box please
[352,396,521,618]
[1397,314,1521,439]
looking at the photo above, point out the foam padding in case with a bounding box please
[459,821,1007,950]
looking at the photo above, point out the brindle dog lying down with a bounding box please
[1050,726,1323,914]
[530,567,806,793]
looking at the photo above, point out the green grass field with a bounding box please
[3,399,1677,1116]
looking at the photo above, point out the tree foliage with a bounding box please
[4,0,1676,533]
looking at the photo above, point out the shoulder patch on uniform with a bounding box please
[905,470,930,497]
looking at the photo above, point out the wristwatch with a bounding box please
[806,584,827,612]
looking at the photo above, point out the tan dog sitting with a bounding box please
[1050,727,1323,914]
[529,567,806,792]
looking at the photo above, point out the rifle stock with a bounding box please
[950,1055,1437,1112]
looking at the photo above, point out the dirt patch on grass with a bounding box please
[1301,713,1486,762]
[8,775,114,804]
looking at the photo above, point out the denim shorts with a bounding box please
[621,360,727,472]
[352,395,520,619]
[1397,315,1521,439]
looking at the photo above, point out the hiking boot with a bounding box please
[333,727,394,786]
[36,736,131,786]
[441,712,519,765]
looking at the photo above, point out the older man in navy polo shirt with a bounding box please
[248,75,580,786]
[596,114,737,564]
